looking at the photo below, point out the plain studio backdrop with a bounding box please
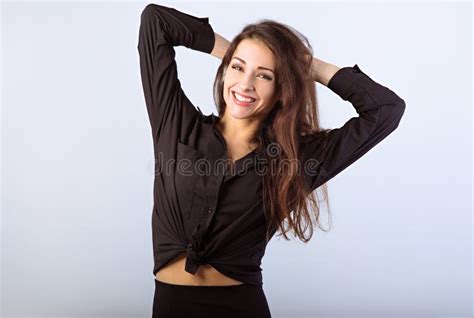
[1,1,472,317]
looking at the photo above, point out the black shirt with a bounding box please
[137,3,406,286]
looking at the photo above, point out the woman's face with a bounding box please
[223,38,277,121]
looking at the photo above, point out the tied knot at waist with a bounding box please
[184,223,206,274]
[185,242,206,274]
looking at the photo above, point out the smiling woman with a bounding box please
[212,20,405,247]
[137,2,405,318]
[222,39,278,121]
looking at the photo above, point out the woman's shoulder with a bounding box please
[196,106,217,124]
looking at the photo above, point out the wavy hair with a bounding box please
[213,20,332,243]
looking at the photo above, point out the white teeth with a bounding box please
[234,92,256,103]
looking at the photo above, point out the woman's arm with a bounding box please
[210,32,230,60]
[310,57,341,86]
[137,4,215,142]
[300,63,406,192]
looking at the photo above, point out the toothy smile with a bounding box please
[232,91,256,103]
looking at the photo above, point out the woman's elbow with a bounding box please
[392,98,406,128]
[383,98,406,133]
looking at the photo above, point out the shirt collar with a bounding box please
[198,106,269,159]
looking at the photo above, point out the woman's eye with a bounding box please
[231,64,242,71]
[231,64,272,81]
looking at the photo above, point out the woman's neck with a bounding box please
[216,115,260,151]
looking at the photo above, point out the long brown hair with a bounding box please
[213,19,332,243]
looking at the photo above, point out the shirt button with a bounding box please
[207,208,213,214]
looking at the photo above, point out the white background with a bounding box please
[2,1,472,317]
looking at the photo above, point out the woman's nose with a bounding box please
[239,74,255,91]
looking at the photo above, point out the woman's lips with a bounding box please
[231,91,257,107]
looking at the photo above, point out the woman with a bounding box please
[137,3,405,318]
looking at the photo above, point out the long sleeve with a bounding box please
[137,3,215,142]
[300,64,406,192]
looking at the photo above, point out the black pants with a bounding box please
[152,279,272,318]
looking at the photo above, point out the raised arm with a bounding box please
[210,32,231,60]
[300,61,406,192]
[137,3,215,142]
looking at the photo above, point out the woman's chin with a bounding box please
[228,103,257,119]
[230,110,252,119]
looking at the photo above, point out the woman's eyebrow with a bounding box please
[232,56,274,73]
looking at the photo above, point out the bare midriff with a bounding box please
[155,253,245,286]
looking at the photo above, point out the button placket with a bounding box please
[200,169,224,231]
[184,152,226,275]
